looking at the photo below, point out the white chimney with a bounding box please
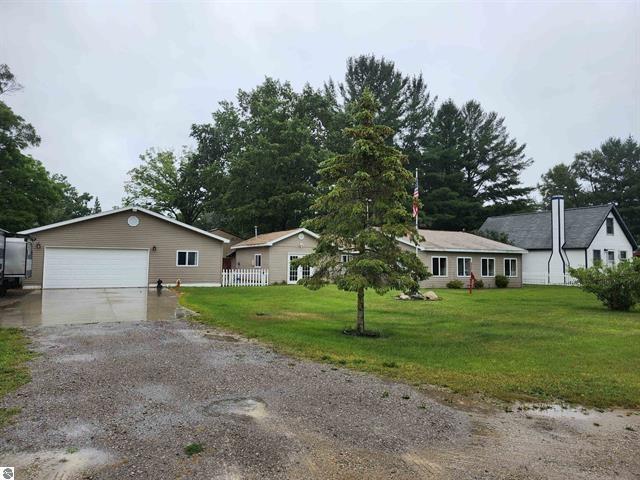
[549,195,569,282]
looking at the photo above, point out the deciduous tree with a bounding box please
[0,64,93,231]
[123,148,222,226]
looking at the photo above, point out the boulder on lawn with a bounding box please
[424,291,440,301]
[397,293,411,300]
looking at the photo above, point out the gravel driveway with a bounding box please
[0,295,638,479]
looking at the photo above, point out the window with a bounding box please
[504,258,517,277]
[593,249,601,263]
[254,254,262,268]
[607,250,615,266]
[620,251,627,261]
[176,250,198,267]
[289,255,299,283]
[341,254,353,263]
[302,264,311,279]
[481,258,495,277]
[606,217,614,235]
[457,257,471,277]
[431,257,447,277]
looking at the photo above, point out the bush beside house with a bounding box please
[570,257,640,311]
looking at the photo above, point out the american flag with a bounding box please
[412,176,419,218]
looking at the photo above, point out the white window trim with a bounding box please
[288,253,314,284]
[431,256,448,277]
[620,251,628,260]
[481,257,495,278]
[176,250,199,267]
[254,253,262,268]
[457,257,471,278]
[504,258,517,278]
[606,250,615,265]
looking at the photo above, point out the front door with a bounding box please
[288,254,314,284]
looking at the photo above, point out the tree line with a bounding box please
[126,54,638,241]
[0,64,99,232]
[538,136,639,238]
[2,58,636,241]
[124,55,536,237]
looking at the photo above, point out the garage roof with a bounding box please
[18,206,230,243]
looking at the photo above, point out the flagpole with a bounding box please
[415,168,419,255]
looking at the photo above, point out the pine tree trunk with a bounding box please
[356,287,365,334]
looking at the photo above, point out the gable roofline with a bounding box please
[18,206,230,243]
[586,204,638,251]
[231,228,320,250]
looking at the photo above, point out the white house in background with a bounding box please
[480,196,638,284]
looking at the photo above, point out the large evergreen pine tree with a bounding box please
[298,89,428,335]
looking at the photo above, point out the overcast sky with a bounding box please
[2,1,639,209]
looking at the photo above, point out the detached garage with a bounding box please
[19,207,229,289]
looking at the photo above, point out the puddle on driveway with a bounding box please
[204,397,268,419]
[0,448,113,480]
[0,288,178,327]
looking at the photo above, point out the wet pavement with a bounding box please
[0,288,178,327]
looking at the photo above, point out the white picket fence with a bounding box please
[222,269,269,287]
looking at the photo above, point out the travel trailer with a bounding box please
[0,230,33,294]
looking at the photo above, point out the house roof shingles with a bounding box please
[400,229,526,253]
[480,204,637,250]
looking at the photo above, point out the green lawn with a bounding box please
[181,285,640,408]
[0,328,35,426]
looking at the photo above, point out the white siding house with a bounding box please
[481,197,637,285]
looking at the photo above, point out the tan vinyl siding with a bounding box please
[399,243,522,288]
[232,234,318,284]
[25,211,224,287]
[268,234,318,283]
[233,247,270,270]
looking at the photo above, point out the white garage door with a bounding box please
[43,248,149,289]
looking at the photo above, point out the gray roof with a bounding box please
[398,229,526,254]
[480,204,637,250]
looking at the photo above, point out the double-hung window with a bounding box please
[431,257,447,277]
[254,254,262,268]
[177,250,198,267]
[606,217,614,235]
[504,258,517,277]
[620,251,627,261]
[607,250,615,266]
[457,257,471,277]
[593,249,601,263]
[481,258,495,277]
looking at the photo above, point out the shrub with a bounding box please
[495,275,509,288]
[474,279,484,289]
[570,257,640,311]
[446,280,464,289]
